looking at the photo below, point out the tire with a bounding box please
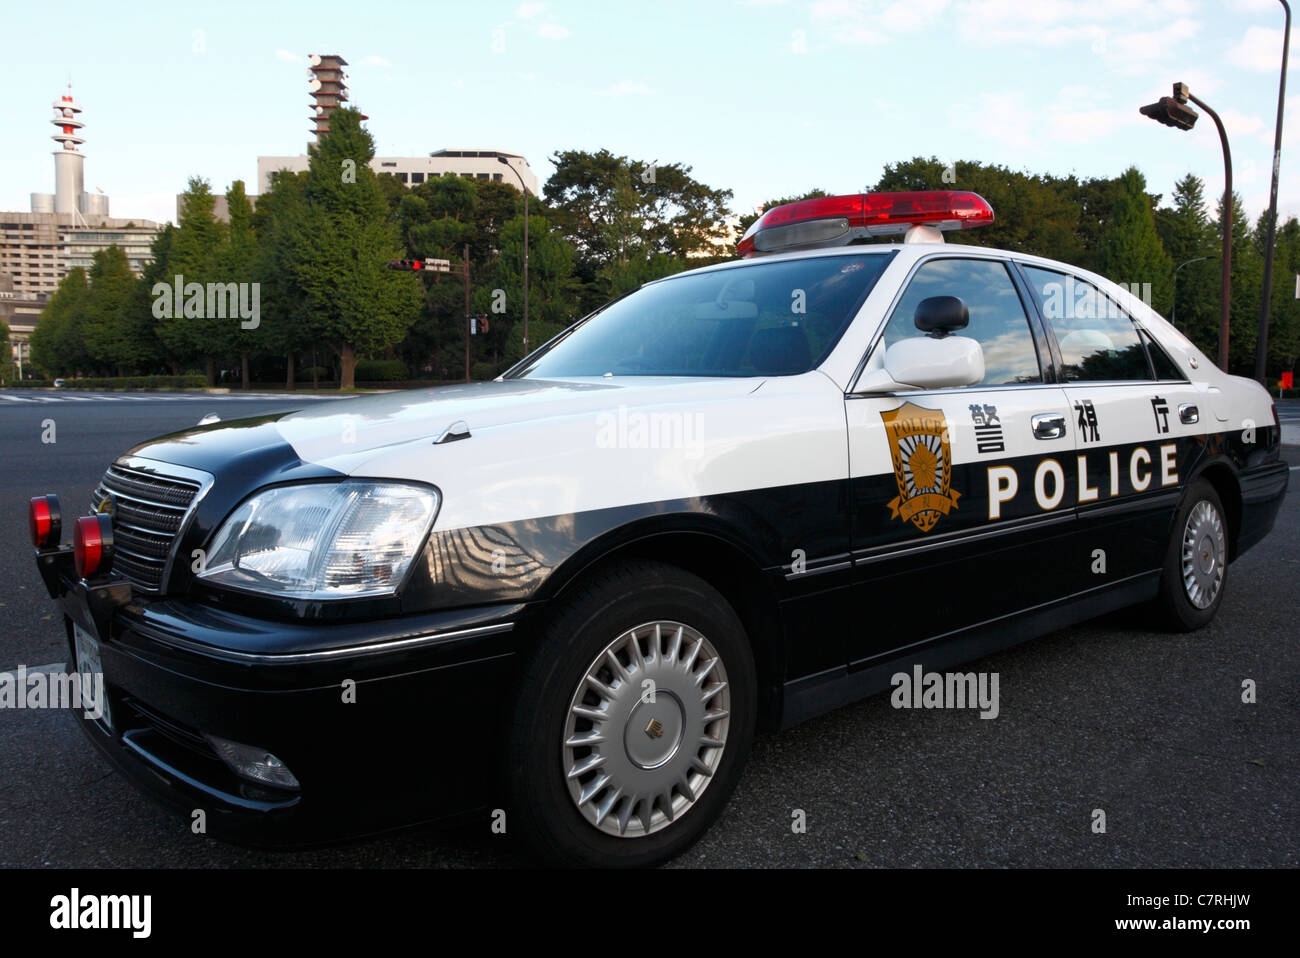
[506,559,756,867]
[1151,478,1230,632]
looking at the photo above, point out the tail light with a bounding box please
[29,495,62,549]
[74,514,115,579]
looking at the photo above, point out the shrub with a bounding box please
[354,359,409,382]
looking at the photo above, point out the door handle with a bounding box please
[1031,413,1067,440]
[1179,403,1199,424]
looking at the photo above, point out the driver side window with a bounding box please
[881,258,1042,386]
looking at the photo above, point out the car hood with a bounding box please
[274,377,762,469]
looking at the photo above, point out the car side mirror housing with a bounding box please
[914,295,970,336]
[856,335,986,393]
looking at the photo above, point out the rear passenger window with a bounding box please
[1021,266,1152,382]
[1141,331,1186,380]
[882,258,1042,386]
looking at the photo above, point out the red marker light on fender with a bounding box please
[738,190,994,257]
[74,515,115,579]
[29,495,62,549]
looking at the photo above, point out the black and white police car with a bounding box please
[30,190,1288,867]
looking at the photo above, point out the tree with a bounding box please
[296,107,422,388]
[1155,174,1218,347]
[1093,167,1173,315]
[30,268,91,376]
[82,246,143,374]
[544,149,733,293]
[220,181,260,388]
[161,177,228,383]
[874,157,1085,265]
[255,170,315,388]
[490,213,582,366]
[1219,191,1263,372]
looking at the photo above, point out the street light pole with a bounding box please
[1143,83,1235,370]
[1256,0,1291,384]
[1171,255,1211,327]
[497,156,530,356]
[1182,88,1235,371]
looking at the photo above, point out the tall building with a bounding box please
[255,54,539,200]
[2,89,161,364]
[309,54,360,141]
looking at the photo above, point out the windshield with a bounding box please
[509,253,894,378]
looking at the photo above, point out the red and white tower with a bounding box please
[51,91,85,216]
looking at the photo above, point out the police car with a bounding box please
[30,190,1288,867]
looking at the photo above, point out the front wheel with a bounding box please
[506,560,756,867]
[1151,478,1230,632]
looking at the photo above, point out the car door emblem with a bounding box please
[881,402,961,533]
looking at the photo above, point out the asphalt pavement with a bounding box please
[1,392,1296,868]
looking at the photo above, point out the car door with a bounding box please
[843,255,1077,669]
[1016,264,1208,584]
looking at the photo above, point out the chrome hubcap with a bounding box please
[1181,500,1226,609]
[562,621,730,838]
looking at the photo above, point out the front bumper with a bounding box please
[39,552,526,845]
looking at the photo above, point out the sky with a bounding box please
[2,0,1297,235]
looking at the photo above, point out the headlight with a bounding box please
[197,481,439,599]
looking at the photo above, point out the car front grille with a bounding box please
[91,462,205,593]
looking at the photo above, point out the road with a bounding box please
[1,392,1297,868]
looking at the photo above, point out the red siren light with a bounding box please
[738,190,995,257]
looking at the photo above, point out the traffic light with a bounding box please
[1139,96,1198,131]
[386,259,425,271]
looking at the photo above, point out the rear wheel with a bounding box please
[506,560,756,867]
[1151,478,1229,632]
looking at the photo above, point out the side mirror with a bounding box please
[914,295,970,336]
[856,335,986,392]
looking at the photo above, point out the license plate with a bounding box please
[73,622,112,730]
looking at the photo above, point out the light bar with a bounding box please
[738,190,994,257]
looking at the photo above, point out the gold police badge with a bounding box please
[881,402,961,532]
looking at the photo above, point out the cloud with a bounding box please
[360,55,391,67]
[1047,107,1140,144]
[509,3,569,39]
[948,91,1037,150]
[274,49,300,63]
[1227,25,1296,71]
[812,0,948,44]
[597,81,655,96]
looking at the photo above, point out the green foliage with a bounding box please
[296,107,422,387]
[471,360,501,381]
[543,148,734,285]
[874,157,1085,263]
[30,267,91,375]
[1093,167,1173,314]
[9,374,205,389]
[353,359,409,381]
[82,246,145,373]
